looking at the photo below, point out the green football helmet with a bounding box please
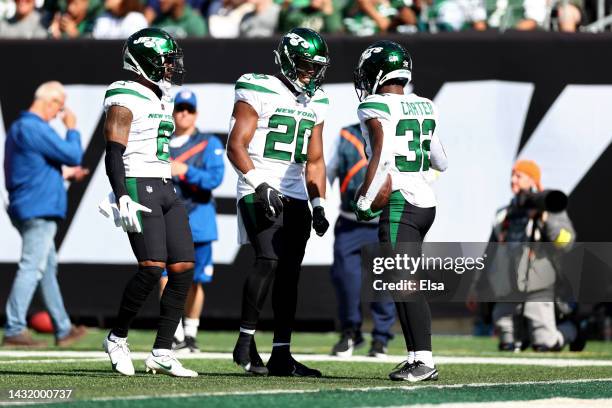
[274,28,330,97]
[354,41,412,101]
[123,28,185,92]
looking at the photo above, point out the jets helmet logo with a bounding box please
[133,37,166,51]
[359,47,383,66]
[286,33,310,49]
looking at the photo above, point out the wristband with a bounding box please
[356,195,373,211]
[311,197,326,209]
[243,169,265,189]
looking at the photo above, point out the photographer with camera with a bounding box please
[473,160,586,352]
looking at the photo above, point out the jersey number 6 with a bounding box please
[157,120,174,162]
[395,118,435,172]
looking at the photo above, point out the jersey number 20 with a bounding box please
[263,114,315,163]
[395,118,435,172]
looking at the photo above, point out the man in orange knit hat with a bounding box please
[480,159,586,352]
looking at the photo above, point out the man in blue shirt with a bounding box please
[160,89,224,352]
[2,81,89,348]
[327,123,396,357]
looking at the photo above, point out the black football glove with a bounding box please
[312,206,330,237]
[255,182,284,218]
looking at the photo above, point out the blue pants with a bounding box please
[330,216,395,344]
[162,242,213,284]
[5,218,72,339]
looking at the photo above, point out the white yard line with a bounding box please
[381,398,612,408]
[1,378,611,406]
[1,351,612,367]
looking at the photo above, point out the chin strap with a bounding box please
[156,80,172,97]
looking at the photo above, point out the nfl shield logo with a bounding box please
[146,186,153,194]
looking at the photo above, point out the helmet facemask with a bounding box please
[353,66,374,102]
[124,47,185,95]
[160,50,185,86]
[275,46,329,97]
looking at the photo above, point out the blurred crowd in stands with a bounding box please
[0,0,607,40]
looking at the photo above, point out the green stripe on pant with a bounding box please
[388,191,406,244]
[125,178,142,232]
[242,193,258,229]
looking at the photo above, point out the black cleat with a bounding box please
[569,319,588,352]
[368,339,388,358]
[498,342,515,352]
[233,336,268,375]
[331,331,354,357]
[185,336,200,353]
[389,360,438,382]
[354,331,365,349]
[174,336,200,353]
[248,339,268,375]
[532,342,562,352]
[172,337,187,352]
[331,329,365,357]
[267,354,322,377]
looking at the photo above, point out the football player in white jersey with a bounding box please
[227,28,331,377]
[101,28,197,378]
[353,41,448,382]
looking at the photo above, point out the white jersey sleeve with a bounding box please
[428,102,448,172]
[233,73,266,114]
[104,81,146,112]
[357,94,392,123]
[103,81,149,124]
[310,88,330,125]
[358,94,394,163]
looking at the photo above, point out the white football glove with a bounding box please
[98,192,122,228]
[118,195,151,233]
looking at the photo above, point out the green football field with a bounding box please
[1,329,611,407]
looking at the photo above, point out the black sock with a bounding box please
[240,258,277,330]
[395,296,432,352]
[234,331,253,361]
[237,331,252,348]
[272,260,300,345]
[112,265,163,338]
[271,343,290,358]
[153,268,194,349]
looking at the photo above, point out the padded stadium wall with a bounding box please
[1,32,611,326]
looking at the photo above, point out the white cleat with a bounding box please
[103,335,135,376]
[145,351,198,377]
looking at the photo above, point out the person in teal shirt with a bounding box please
[153,0,207,37]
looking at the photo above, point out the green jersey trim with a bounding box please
[235,81,278,94]
[359,101,390,114]
[313,97,329,104]
[105,88,151,101]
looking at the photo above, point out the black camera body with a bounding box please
[515,189,568,213]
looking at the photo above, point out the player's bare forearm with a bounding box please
[104,105,132,146]
[306,158,326,199]
[227,101,258,174]
[361,118,384,195]
[306,123,326,199]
